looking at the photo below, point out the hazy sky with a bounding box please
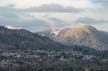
[0,0,108,32]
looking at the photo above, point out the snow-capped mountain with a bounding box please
[38,28,61,38]
[38,25,108,51]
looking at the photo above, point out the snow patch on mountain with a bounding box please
[5,26,21,30]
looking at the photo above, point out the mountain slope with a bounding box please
[0,26,108,59]
[56,25,108,50]
[40,25,108,51]
[0,26,66,50]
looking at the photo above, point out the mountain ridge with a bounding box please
[38,25,108,51]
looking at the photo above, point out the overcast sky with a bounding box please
[0,0,108,32]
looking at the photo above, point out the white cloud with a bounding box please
[24,4,82,13]
[0,0,108,32]
[0,0,93,8]
[75,17,107,24]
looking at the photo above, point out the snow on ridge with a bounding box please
[50,28,62,36]
[5,26,21,30]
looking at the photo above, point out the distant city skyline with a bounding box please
[0,0,108,32]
